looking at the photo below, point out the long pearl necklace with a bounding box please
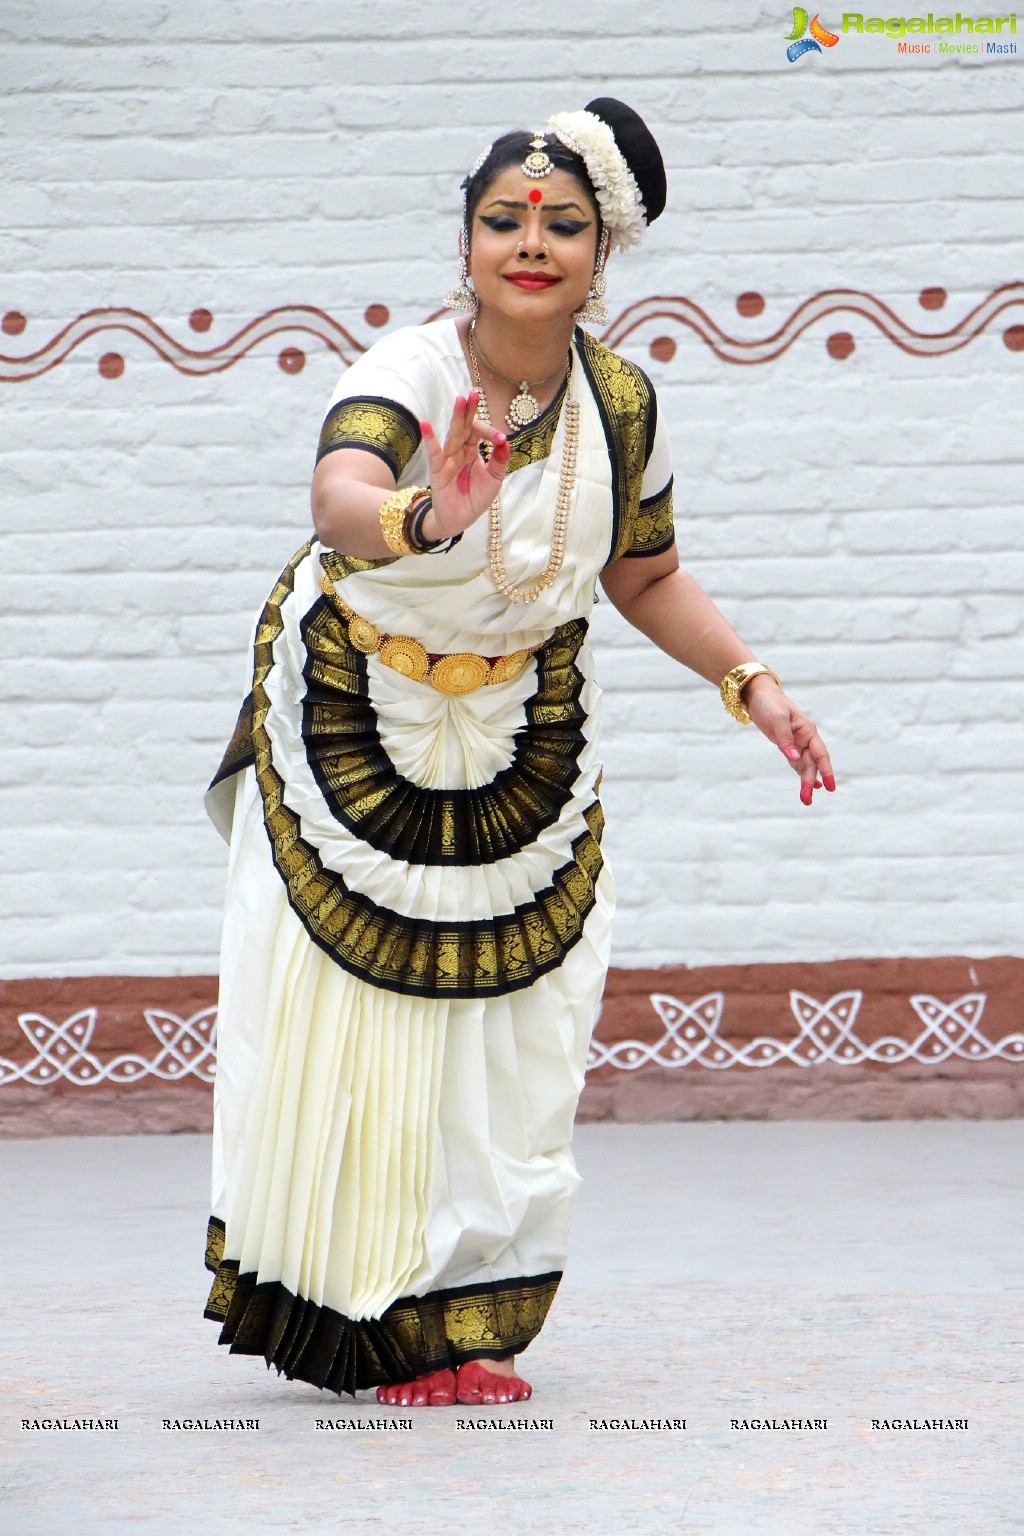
[470,319,569,432]
[467,327,580,606]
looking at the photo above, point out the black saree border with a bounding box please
[300,597,589,867]
[203,1217,561,1397]
[249,541,606,998]
[575,327,657,565]
[203,1215,238,1322]
[209,692,256,789]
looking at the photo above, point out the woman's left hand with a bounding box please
[743,675,836,806]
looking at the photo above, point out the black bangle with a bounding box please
[406,493,444,553]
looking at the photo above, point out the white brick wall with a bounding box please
[1,1,1021,976]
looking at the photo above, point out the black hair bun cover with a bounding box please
[584,97,667,224]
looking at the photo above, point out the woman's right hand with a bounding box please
[419,391,511,541]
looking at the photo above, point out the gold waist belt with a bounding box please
[321,573,539,696]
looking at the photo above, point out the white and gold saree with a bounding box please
[202,316,674,1396]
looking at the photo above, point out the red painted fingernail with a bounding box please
[420,420,433,436]
[823,774,836,791]
[456,465,472,494]
[800,785,812,805]
[493,437,510,462]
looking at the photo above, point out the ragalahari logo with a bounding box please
[786,11,1018,58]
[786,8,840,57]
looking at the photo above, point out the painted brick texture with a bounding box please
[1,2,1021,978]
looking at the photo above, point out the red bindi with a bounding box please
[528,188,543,204]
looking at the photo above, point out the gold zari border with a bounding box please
[625,475,675,558]
[316,396,421,477]
[203,1217,561,1395]
[575,329,658,563]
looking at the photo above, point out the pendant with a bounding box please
[505,384,541,431]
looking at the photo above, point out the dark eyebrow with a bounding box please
[483,198,591,216]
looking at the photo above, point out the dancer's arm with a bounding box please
[600,549,836,805]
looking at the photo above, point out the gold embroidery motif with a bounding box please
[203,1218,237,1322]
[204,1215,225,1273]
[371,1290,451,1371]
[316,396,421,477]
[377,1273,561,1361]
[625,477,675,557]
[320,547,398,584]
[203,1264,238,1323]
[441,1275,562,1358]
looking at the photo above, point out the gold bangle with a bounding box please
[379,485,429,557]
[720,661,781,724]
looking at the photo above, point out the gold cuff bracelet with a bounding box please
[379,485,430,557]
[720,662,782,724]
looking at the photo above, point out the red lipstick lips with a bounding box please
[503,274,562,290]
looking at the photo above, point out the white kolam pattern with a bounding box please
[0,1009,218,1086]
[3,993,1023,1087]
[584,991,1024,1072]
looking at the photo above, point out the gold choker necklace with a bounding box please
[469,320,568,431]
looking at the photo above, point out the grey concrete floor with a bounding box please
[2,1122,1023,1535]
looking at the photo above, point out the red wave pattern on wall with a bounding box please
[0,305,365,381]
[605,284,1024,362]
[1,286,1022,381]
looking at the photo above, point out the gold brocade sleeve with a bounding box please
[622,475,675,558]
[315,395,422,478]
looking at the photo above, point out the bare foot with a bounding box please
[376,1367,456,1407]
[456,1357,532,1405]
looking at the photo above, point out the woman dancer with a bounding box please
[202,99,835,1410]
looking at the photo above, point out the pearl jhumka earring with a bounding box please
[443,216,478,314]
[443,143,494,315]
[573,227,610,326]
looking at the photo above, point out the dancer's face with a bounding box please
[467,166,603,325]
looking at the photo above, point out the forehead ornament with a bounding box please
[528,188,543,203]
[521,133,554,178]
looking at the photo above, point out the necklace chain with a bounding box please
[467,327,580,606]
[470,319,568,432]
